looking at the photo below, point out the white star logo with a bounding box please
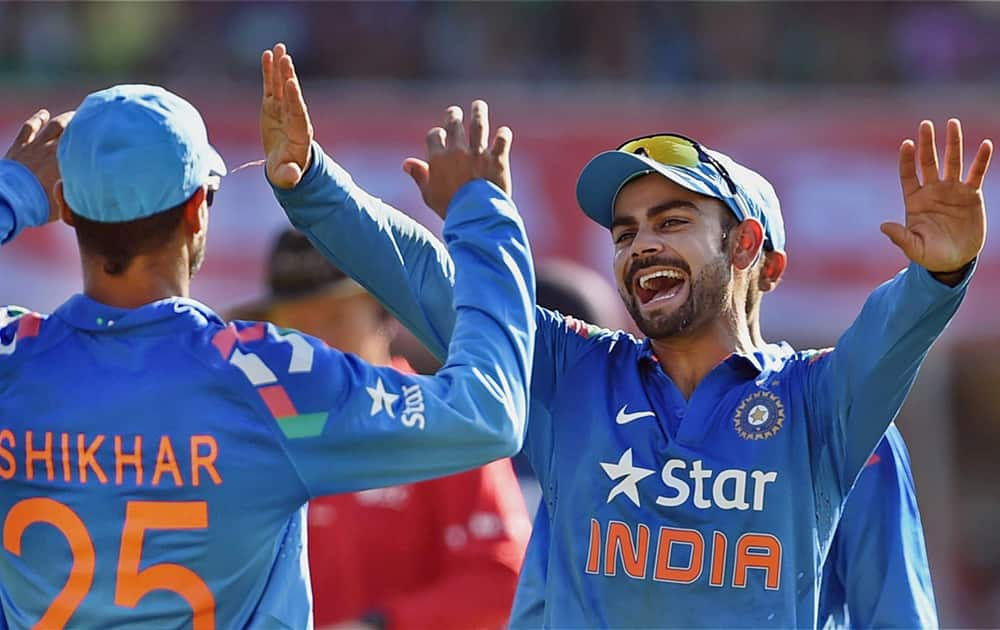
[366,378,399,417]
[600,448,655,507]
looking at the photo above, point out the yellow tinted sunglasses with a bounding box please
[617,133,740,197]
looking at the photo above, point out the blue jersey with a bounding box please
[0,177,536,629]
[273,144,970,628]
[514,426,940,629]
[819,426,938,628]
[0,159,48,247]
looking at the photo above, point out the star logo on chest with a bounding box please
[366,378,400,417]
[600,448,655,507]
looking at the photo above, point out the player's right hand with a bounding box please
[261,42,313,189]
[403,100,513,220]
[4,108,74,222]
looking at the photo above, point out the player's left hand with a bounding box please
[261,42,313,189]
[882,118,992,275]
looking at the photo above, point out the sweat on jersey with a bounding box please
[0,177,536,629]
[273,143,969,628]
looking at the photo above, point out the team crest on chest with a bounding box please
[733,390,785,440]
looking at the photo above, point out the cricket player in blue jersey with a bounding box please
[0,48,536,630]
[267,45,990,624]
[509,260,941,629]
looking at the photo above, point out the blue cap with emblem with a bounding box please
[57,84,226,223]
[576,133,785,252]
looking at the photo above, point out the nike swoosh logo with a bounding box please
[616,405,656,425]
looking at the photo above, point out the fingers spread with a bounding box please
[444,106,467,150]
[898,139,919,197]
[880,221,918,258]
[966,139,994,190]
[402,157,430,188]
[426,127,447,158]
[15,109,49,146]
[942,118,963,182]
[490,126,513,159]
[468,100,488,154]
[917,120,940,184]
[35,111,73,144]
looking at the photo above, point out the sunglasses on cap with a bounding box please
[617,133,739,196]
[617,133,769,250]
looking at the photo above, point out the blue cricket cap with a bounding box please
[576,140,785,252]
[57,84,226,223]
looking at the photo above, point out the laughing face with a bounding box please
[610,174,737,340]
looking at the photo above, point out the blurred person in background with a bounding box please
[229,228,530,630]
[747,251,938,628]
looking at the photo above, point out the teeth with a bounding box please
[639,269,684,290]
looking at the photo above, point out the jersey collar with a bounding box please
[54,294,224,333]
[637,337,794,376]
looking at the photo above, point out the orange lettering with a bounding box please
[78,434,108,484]
[4,498,95,628]
[0,430,15,480]
[586,519,601,574]
[190,436,221,486]
[709,531,727,587]
[654,527,704,584]
[115,436,143,486]
[26,430,54,481]
[61,432,71,482]
[733,533,781,590]
[152,437,183,487]
[604,521,649,579]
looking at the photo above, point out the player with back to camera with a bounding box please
[265,41,990,627]
[0,43,536,628]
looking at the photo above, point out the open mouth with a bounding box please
[634,268,688,307]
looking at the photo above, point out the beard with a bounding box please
[189,237,206,278]
[623,252,732,340]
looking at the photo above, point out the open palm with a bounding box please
[261,43,313,189]
[882,119,992,273]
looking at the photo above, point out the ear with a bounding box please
[55,181,75,226]
[730,218,765,271]
[758,250,787,293]
[182,187,208,236]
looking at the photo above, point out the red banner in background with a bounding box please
[2,90,998,338]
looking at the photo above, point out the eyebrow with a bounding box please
[611,200,701,230]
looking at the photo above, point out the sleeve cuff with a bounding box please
[909,259,976,294]
[0,159,50,233]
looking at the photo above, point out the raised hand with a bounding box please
[261,43,313,189]
[882,119,992,276]
[4,108,75,221]
[402,100,513,219]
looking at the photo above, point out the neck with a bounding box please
[649,309,754,399]
[356,340,393,367]
[82,252,190,309]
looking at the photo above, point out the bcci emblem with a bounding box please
[733,391,785,440]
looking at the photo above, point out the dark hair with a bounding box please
[70,203,186,275]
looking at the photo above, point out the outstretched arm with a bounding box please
[252,44,535,494]
[1,110,71,246]
[808,119,990,488]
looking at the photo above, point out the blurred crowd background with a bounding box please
[2,2,1000,627]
